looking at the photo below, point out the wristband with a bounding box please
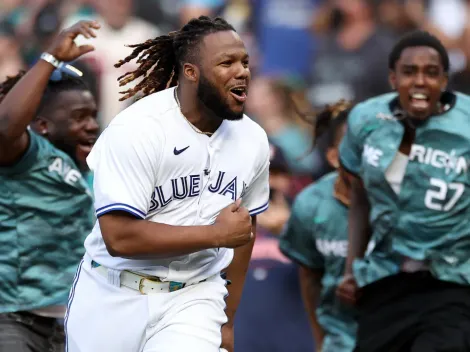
[40,52,63,69]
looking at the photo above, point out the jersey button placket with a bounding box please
[196,144,214,220]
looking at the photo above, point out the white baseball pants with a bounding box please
[65,256,229,352]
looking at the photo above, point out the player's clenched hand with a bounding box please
[214,199,253,248]
[46,20,100,62]
[336,273,360,305]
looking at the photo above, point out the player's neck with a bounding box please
[176,86,223,135]
[334,174,350,207]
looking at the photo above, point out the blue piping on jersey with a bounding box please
[96,203,146,219]
[249,201,269,216]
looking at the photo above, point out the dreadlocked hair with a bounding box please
[0,71,26,104]
[313,100,353,152]
[115,16,235,101]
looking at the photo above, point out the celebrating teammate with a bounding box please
[66,16,270,352]
[0,21,99,351]
[280,101,359,352]
[337,31,470,351]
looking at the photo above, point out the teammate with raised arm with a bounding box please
[66,16,270,352]
[337,31,470,351]
[0,21,99,351]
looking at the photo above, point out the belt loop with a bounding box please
[107,268,121,287]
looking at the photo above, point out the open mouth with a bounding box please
[229,86,247,103]
[409,93,430,111]
[77,139,96,155]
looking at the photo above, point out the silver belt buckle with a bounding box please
[401,257,429,273]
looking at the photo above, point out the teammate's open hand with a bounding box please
[46,20,100,62]
[214,199,253,248]
[336,273,360,305]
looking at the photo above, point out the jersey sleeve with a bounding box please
[241,136,270,216]
[339,105,365,176]
[279,189,324,269]
[87,120,164,219]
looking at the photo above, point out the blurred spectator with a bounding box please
[234,144,314,352]
[0,0,23,20]
[0,21,24,80]
[179,0,225,25]
[247,77,322,176]
[63,0,161,128]
[251,0,318,80]
[450,25,470,95]
[376,0,417,35]
[404,0,468,72]
[308,0,396,108]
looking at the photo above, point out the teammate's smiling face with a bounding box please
[389,46,448,120]
[33,89,99,171]
[196,30,250,121]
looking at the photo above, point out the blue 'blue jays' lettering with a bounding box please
[188,175,200,197]
[171,177,188,199]
[208,171,225,192]
[219,176,237,201]
[148,172,242,213]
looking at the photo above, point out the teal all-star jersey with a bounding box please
[280,172,356,352]
[0,130,94,313]
[340,91,470,288]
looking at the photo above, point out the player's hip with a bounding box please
[83,246,234,284]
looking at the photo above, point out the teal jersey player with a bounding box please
[336,29,470,352]
[340,91,470,287]
[280,101,357,351]
[280,172,357,352]
[0,20,100,352]
[0,130,94,313]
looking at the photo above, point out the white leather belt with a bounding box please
[92,263,189,294]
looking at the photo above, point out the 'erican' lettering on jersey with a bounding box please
[409,145,468,175]
[148,171,247,212]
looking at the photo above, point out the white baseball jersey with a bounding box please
[84,87,270,284]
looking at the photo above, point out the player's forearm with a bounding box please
[345,177,372,275]
[299,266,325,348]
[0,60,54,143]
[99,213,219,257]
[223,217,257,325]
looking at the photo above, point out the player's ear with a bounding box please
[31,116,49,137]
[389,70,397,91]
[183,63,198,83]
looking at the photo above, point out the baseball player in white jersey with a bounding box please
[65,16,270,352]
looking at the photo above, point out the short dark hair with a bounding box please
[115,16,235,101]
[38,74,89,116]
[0,71,89,116]
[388,30,449,72]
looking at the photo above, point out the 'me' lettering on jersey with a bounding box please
[85,87,270,284]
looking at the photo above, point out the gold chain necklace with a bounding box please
[174,87,213,136]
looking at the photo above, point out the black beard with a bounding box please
[52,139,80,168]
[197,74,243,121]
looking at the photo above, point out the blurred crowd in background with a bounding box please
[2,0,470,350]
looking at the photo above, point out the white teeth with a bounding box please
[412,93,427,100]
